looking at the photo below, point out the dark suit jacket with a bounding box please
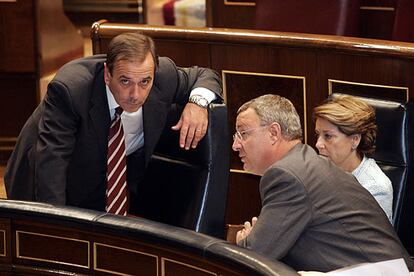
[239,143,413,272]
[4,54,222,212]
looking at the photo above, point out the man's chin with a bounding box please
[243,164,253,173]
[243,166,261,176]
[124,105,140,113]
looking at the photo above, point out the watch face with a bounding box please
[199,98,208,107]
[191,95,208,108]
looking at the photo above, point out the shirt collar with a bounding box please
[106,85,119,111]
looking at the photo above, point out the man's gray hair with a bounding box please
[238,94,303,140]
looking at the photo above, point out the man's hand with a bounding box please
[236,217,257,244]
[171,103,208,150]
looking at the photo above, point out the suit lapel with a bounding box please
[143,87,170,166]
[89,67,110,156]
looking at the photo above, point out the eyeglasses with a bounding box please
[233,125,268,141]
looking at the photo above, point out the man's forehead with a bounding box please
[237,108,260,126]
[112,59,154,77]
[114,58,154,68]
[238,108,259,119]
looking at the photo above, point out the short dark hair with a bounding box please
[106,32,158,74]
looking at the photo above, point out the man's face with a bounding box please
[232,108,272,175]
[104,52,155,113]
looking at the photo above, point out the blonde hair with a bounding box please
[313,95,377,155]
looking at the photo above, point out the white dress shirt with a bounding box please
[106,85,216,155]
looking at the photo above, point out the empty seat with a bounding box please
[254,0,361,36]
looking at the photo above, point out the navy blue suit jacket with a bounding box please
[5,55,222,212]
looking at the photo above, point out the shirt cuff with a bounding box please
[190,87,217,103]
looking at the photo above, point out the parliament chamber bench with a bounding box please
[0,200,297,275]
[90,21,414,257]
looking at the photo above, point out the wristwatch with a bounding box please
[189,94,209,109]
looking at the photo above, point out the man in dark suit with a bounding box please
[4,32,222,215]
[232,94,413,272]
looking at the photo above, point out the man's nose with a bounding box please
[130,84,141,99]
[232,138,241,151]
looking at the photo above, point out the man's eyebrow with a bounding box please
[117,75,153,81]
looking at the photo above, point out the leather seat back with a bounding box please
[136,103,230,239]
[334,93,414,255]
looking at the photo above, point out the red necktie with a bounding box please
[106,107,128,215]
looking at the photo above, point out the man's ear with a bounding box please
[103,62,110,85]
[269,122,282,143]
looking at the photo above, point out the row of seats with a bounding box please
[146,0,414,42]
[254,0,414,42]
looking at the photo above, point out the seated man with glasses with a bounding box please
[232,94,413,272]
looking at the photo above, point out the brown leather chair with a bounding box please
[392,0,414,42]
[254,0,360,36]
[135,103,230,239]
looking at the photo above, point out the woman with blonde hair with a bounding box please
[313,94,393,223]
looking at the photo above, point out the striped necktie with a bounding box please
[106,106,128,215]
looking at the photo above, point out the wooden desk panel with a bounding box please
[154,40,211,68]
[0,200,297,275]
[0,0,36,73]
[2,220,237,275]
[0,0,84,163]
